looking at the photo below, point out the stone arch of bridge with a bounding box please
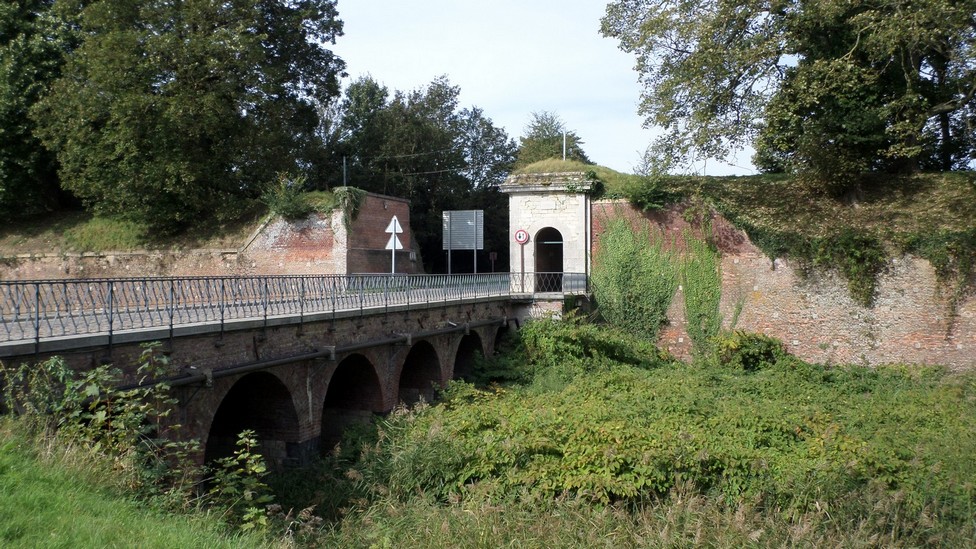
[452,331,485,382]
[320,352,385,453]
[397,340,443,406]
[203,371,301,469]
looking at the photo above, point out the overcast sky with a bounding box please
[331,0,755,176]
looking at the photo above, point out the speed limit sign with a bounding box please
[514,229,529,244]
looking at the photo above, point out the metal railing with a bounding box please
[0,272,587,350]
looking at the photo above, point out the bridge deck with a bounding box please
[1,273,586,357]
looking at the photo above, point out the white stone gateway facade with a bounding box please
[500,172,593,294]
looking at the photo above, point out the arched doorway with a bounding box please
[205,372,300,469]
[535,227,563,292]
[399,341,442,406]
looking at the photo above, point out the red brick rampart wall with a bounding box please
[346,192,422,273]
[0,191,423,280]
[591,200,975,369]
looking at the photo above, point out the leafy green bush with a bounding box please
[207,430,275,532]
[0,344,278,531]
[261,174,313,220]
[714,330,788,371]
[591,218,678,340]
[813,229,887,307]
[517,317,675,392]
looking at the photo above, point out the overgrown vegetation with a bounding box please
[0,186,363,255]
[0,344,288,542]
[604,172,976,307]
[681,234,723,355]
[591,218,679,340]
[304,319,976,546]
[0,424,265,548]
[3,320,976,546]
[514,158,642,197]
[0,208,264,254]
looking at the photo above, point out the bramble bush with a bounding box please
[713,330,788,372]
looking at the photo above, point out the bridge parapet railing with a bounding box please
[0,273,587,352]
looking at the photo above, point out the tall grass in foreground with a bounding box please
[0,421,269,548]
[3,322,975,547]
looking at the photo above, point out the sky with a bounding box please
[330,0,755,176]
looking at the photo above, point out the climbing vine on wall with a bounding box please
[334,186,367,228]
[681,234,723,356]
[591,218,678,340]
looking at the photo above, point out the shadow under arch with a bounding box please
[399,340,442,406]
[204,371,300,469]
[453,332,484,382]
[535,227,563,292]
[321,353,384,453]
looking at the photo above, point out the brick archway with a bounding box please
[398,340,442,406]
[204,371,301,468]
[320,353,384,453]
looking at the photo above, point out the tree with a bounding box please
[515,111,592,168]
[32,0,345,232]
[335,76,516,272]
[0,0,74,218]
[601,0,976,182]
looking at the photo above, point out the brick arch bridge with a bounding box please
[186,320,504,466]
[0,274,577,467]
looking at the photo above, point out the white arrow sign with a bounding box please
[385,233,404,250]
[385,215,403,234]
[385,215,404,273]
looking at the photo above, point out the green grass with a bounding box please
[513,158,644,193]
[0,189,347,256]
[655,171,976,241]
[0,422,268,549]
[3,319,975,546]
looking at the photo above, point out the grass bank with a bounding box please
[0,420,267,548]
[3,319,975,546]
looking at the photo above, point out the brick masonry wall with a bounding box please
[0,191,424,280]
[346,192,423,274]
[592,200,976,370]
[20,300,508,463]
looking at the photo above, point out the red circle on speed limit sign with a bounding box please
[514,229,529,244]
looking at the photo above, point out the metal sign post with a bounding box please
[514,229,529,292]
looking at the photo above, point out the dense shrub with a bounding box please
[344,320,976,537]
[681,235,723,356]
[713,330,788,372]
[261,174,313,220]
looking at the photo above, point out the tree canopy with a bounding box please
[327,76,517,272]
[515,111,592,169]
[601,0,976,182]
[0,0,73,218]
[31,0,345,232]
